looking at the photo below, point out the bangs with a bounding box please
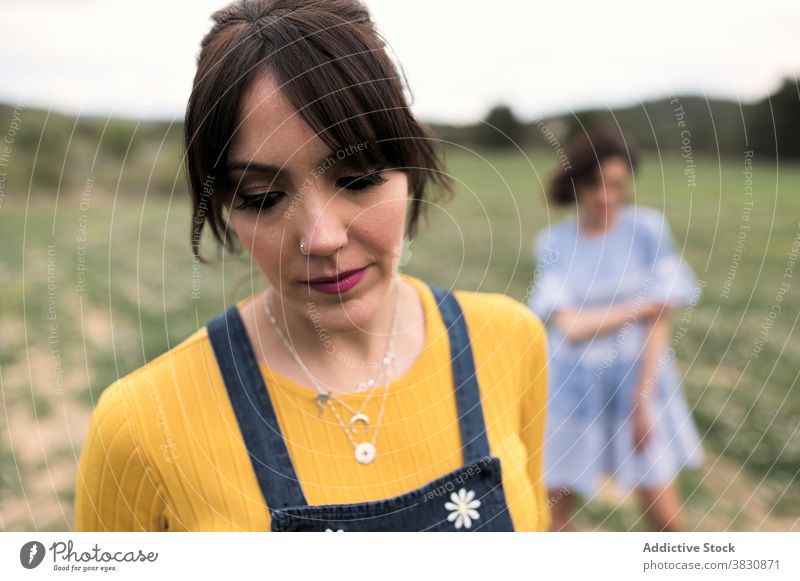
[266,10,411,174]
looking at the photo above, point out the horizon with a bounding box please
[2,0,798,124]
[0,86,785,126]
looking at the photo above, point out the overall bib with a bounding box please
[206,284,515,531]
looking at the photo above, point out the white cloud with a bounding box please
[1,0,797,123]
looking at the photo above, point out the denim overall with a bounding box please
[206,284,515,531]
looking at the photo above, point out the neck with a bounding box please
[264,275,404,390]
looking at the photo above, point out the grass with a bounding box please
[2,146,799,529]
[0,439,22,500]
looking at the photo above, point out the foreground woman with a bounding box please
[75,0,549,531]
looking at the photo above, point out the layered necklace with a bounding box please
[262,279,400,465]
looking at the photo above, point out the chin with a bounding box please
[309,270,389,325]
[313,299,376,334]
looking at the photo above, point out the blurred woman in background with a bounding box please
[529,130,704,531]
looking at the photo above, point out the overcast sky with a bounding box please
[2,0,798,124]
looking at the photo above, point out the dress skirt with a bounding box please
[544,353,705,496]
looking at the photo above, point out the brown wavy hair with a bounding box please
[185,0,453,260]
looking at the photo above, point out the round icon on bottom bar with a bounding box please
[20,541,46,569]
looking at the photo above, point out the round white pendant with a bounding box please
[355,442,376,464]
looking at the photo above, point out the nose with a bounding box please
[600,185,622,205]
[297,187,349,257]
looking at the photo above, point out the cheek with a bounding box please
[227,212,285,272]
[350,180,408,255]
[354,198,406,250]
[579,187,600,206]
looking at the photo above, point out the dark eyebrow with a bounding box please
[226,149,369,177]
[225,161,282,175]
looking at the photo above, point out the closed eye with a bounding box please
[336,171,387,191]
[233,191,285,212]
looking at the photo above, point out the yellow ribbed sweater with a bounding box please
[74,274,549,531]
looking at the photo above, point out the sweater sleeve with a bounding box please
[74,381,169,532]
[519,312,550,531]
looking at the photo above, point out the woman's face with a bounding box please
[225,69,409,331]
[577,156,631,221]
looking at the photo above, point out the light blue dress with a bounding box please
[528,204,704,495]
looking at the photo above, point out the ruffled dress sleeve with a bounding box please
[636,208,700,307]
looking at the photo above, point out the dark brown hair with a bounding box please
[184,0,453,259]
[546,129,637,206]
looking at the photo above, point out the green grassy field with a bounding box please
[1,147,798,531]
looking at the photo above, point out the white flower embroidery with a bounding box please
[325,528,344,532]
[445,488,481,529]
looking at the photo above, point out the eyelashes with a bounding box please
[335,172,387,191]
[233,191,284,212]
[233,170,387,213]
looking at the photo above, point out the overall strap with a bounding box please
[428,285,492,463]
[206,306,308,509]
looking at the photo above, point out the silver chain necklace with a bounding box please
[262,279,400,464]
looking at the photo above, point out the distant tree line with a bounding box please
[0,77,796,197]
[0,107,185,196]
[431,77,800,160]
